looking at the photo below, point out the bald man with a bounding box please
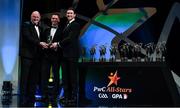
[19,11,48,105]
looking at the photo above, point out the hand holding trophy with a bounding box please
[48,35,58,51]
[47,35,52,46]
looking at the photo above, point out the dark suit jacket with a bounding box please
[20,21,43,59]
[60,21,80,58]
[42,27,62,61]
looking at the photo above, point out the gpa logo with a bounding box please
[93,70,133,99]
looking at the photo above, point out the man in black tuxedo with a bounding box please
[41,13,62,100]
[51,8,80,105]
[19,11,48,104]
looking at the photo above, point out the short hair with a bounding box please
[52,12,61,18]
[67,7,76,14]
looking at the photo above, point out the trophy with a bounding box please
[133,44,138,62]
[145,43,154,62]
[131,43,142,62]
[160,41,166,62]
[119,44,125,62]
[137,43,143,62]
[119,43,129,62]
[47,35,57,51]
[155,43,162,62]
[131,45,136,62]
[47,35,52,45]
[99,45,106,62]
[109,45,117,62]
[90,45,96,62]
[125,43,130,62]
[145,43,151,62]
[155,42,166,62]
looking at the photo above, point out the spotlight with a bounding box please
[1,81,13,96]
[1,81,13,106]
[49,78,53,83]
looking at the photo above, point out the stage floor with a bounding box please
[1,62,180,107]
[0,94,93,107]
[0,83,180,107]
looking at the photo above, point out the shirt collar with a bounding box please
[51,25,58,28]
[68,18,75,24]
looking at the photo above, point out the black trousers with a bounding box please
[20,57,41,99]
[41,58,60,97]
[61,57,78,99]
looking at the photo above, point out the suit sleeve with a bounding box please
[59,23,80,48]
[22,23,40,46]
[41,28,49,42]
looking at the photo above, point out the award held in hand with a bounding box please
[47,35,52,45]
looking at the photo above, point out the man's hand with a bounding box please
[50,42,58,49]
[40,42,49,49]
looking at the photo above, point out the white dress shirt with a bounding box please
[34,25,40,38]
[50,27,57,39]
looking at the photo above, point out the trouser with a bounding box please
[41,58,60,97]
[61,57,78,99]
[20,57,41,99]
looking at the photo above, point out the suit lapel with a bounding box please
[31,25,39,39]
[53,29,57,41]
[52,28,60,42]
[63,23,71,33]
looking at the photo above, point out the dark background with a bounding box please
[22,0,180,76]
[79,62,178,106]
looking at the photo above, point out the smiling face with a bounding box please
[51,14,60,26]
[66,9,76,21]
[31,11,41,25]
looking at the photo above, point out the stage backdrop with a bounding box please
[0,0,21,94]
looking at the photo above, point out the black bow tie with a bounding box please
[51,26,58,28]
[34,24,38,27]
[33,23,39,26]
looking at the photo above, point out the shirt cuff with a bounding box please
[57,42,61,47]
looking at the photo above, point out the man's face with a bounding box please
[51,15,60,26]
[66,10,76,21]
[31,11,40,25]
